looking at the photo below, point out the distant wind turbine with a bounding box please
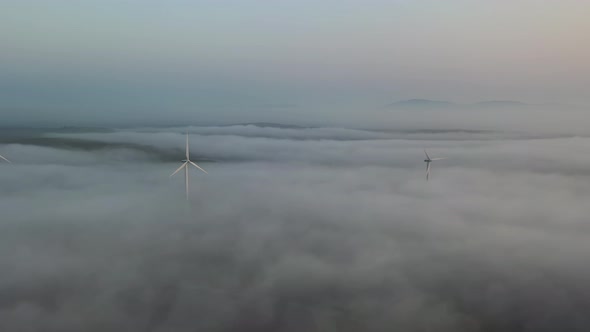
[424,150,445,181]
[0,154,10,163]
[170,133,207,200]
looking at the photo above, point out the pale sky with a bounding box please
[0,0,588,125]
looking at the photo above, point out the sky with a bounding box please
[0,0,589,126]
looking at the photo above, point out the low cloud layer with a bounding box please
[1,125,590,331]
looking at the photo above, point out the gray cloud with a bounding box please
[1,125,590,331]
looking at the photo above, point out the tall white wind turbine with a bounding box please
[170,133,207,200]
[424,150,445,181]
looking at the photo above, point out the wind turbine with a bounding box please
[0,154,10,163]
[170,133,207,200]
[424,150,445,181]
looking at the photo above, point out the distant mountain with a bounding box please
[386,99,455,109]
[226,122,310,129]
[55,126,114,133]
[473,101,529,108]
[386,99,532,110]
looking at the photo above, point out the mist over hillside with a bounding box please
[2,123,590,331]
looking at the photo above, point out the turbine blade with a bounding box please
[431,157,446,161]
[0,154,10,163]
[186,132,190,161]
[424,150,430,160]
[189,161,208,174]
[185,161,189,200]
[170,162,188,177]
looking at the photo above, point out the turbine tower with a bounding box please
[424,150,445,181]
[170,133,207,200]
[0,154,10,163]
